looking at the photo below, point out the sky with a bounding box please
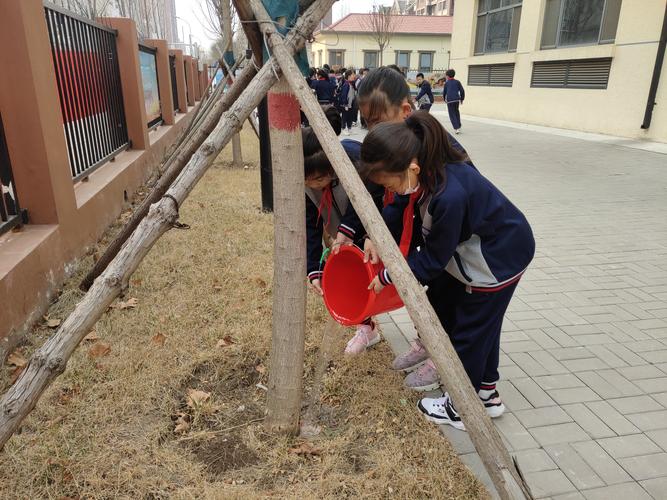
[174,0,394,55]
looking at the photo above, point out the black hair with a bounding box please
[446,69,456,78]
[308,67,316,78]
[317,68,328,79]
[416,72,424,79]
[361,111,467,195]
[303,106,341,179]
[356,66,412,127]
[344,69,354,79]
[323,64,330,71]
[386,64,405,76]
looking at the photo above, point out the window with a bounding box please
[328,50,344,67]
[541,0,622,49]
[468,63,515,86]
[531,58,613,89]
[395,51,411,72]
[418,52,434,72]
[364,51,379,69]
[475,1,523,55]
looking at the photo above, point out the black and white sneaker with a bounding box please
[480,390,506,418]
[417,393,465,430]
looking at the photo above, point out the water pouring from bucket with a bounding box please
[322,245,404,326]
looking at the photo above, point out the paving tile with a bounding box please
[514,406,573,429]
[618,453,667,481]
[509,352,552,377]
[597,435,662,459]
[605,343,648,366]
[586,344,630,368]
[533,374,586,391]
[544,443,605,490]
[529,328,562,349]
[576,370,643,398]
[513,448,558,474]
[530,350,570,375]
[550,387,602,405]
[524,470,577,499]
[500,364,528,380]
[617,365,667,381]
[552,493,585,500]
[607,395,664,415]
[495,413,539,451]
[550,346,593,360]
[571,440,633,485]
[640,477,667,499]
[502,330,531,343]
[627,340,666,354]
[501,340,542,353]
[586,401,641,436]
[529,422,590,446]
[639,350,667,364]
[562,358,610,373]
[512,377,557,408]
[497,380,533,411]
[626,410,667,432]
[458,453,500,500]
[378,323,411,354]
[636,378,667,394]
[648,429,667,452]
[438,424,476,455]
[653,392,667,407]
[543,328,582,348]
[562,403,615,439]
[581,482,653,500]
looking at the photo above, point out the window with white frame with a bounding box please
[474,0,523,55]
[363,51,379,69]
[328,50,344,67]
[418,52,434,72]
[541,0,622,49]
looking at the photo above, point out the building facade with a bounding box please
[450,0,667,143]
[311,14,453,72]
[392,0,455,16]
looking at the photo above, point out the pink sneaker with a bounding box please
[392,339,428,372]
[344,323,381,355]
[404,359,440,392]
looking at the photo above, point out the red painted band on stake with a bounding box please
[268,92,301,131]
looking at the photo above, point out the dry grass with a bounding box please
[0,127,486,499]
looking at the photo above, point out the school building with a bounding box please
[450,0,667,143]
[311,13,453,73]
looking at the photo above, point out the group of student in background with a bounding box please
[307,64,466,135]
[301,65,534,431]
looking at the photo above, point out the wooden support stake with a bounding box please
[0,0,338,450]
[250,1,532,498]
[264,77,307,434]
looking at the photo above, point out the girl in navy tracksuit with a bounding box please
[339,70,357,135]
[362,111,535,430]
[310,69,336,105]
[304,107,385,355]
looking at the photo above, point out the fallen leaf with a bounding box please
[83,331,99,342]
[216,336,235,348]
[186,389,211,408]
[174,413,190,434]
[151,333,166,346]
[290,442,322,457]
[10,366,24,384]
[7,350,27,367]
[117,297,138,310]
[255,363,266,375]
[254,277,267,288]
[47,318,61,328]
[88,342,111,358]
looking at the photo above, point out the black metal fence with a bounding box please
[169,54,179,113]
[138,43,162,129]
[0,114,27,236]
[183,60,190,104]
[44,3,129,182]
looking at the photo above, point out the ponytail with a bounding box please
[361,111,467,194]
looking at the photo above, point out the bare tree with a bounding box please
[52,0,113,18]
[361,4,403,66]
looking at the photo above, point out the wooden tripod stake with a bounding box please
[249,1,532,498]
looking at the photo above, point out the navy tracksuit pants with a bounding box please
[426,272,517,391]
[447,101,462,130]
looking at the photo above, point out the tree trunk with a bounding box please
[250,1,532,498]
[232,133,243,167]
[0,0,338,450]
[264,77,307,434]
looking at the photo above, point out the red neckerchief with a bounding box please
[399,187,424,257]
[383,188,395,208]
[317,185,333,231]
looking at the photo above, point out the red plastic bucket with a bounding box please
[322,245,404,326]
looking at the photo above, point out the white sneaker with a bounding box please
[418,392,465,430]
[344,129,351,136]
[455,128,461,135]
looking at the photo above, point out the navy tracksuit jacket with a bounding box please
[444,78,465,130]
[379,161,535,390]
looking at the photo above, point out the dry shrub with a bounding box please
[0,129,486,499]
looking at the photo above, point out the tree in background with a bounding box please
[361,3,402,66]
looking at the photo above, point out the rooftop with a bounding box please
[318,13,453,35]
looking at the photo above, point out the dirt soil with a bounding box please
[0,128,487,499]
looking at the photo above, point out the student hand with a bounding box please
[332,232,353,254]
[309,278,324,296]
[368,276,384,294]
[363,239,379,264]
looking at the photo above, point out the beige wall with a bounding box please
[312,32,452,70]
[450,0,667,143]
